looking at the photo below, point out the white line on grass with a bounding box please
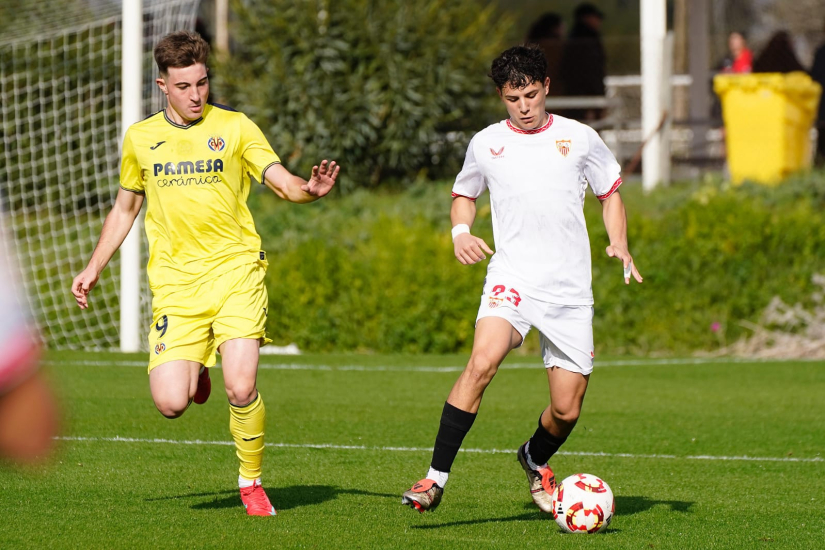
[44,356,821,372]
[55,436,823,463]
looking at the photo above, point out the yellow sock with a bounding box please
[229,392,265,481]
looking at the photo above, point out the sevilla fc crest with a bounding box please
[556,139,571,157]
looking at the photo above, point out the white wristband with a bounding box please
[451,224,470,242]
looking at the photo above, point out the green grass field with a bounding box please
[1,352,823,549]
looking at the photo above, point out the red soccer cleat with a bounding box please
[193,367,211,405]
[240,479,277,516]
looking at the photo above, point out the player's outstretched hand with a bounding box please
[454,233,494,265]
[302,160,340,198]
[606,245,643,285]
[71,268,100,309]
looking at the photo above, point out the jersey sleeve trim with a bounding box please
[120,185,145,195]
[209,102,238,112]
[259,161,281,185]
[141,110,164,122]
[451,192,477,201]
[596,177,623,200]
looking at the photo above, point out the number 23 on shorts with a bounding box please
[491,284,521,306]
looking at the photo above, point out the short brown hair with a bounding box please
[154,30,210,75]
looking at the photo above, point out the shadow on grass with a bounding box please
[410,495,693,530]
[616,495,693,515]
[146,485,397,511]
[410,510,547,529]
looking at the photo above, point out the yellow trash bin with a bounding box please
[713,72,822,185]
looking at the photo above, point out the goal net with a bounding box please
[0,0,200,350]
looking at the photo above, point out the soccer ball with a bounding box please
[551,473,615,534]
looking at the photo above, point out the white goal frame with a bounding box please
[120,0,144,352]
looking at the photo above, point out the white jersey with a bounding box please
[452,114,622,305]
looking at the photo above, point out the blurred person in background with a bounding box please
[809,19,825,164]
[712,31,753,123]
[559,2,606,121]
[525,12,565,97]
[720,31,753,74]
[753,31,806,74]
[0,220,58,463]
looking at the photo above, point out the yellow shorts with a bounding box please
[147,260,270,373]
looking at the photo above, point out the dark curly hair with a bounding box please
[489,45,547,89]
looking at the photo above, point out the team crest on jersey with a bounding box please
[556,139,572,157]
[490,147,505,159]
[488,297,503,309]
[154,343,166,355]
[207,136,226,152]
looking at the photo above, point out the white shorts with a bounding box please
[476,277,595,375]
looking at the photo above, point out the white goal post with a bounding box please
[121,0,144,353]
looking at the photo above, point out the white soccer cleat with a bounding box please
[517,442,556,513]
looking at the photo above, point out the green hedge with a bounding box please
[251,173,825,355]
[253,183,482,353]
[591,179,825,354]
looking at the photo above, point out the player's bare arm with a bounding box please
[600,190,643,285]
[263,160,340,203]
[451,196,493,265]
[71,188,144,309]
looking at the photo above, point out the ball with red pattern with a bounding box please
[551,473,615,534]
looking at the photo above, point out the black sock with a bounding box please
[430,402,477,473]
[527,414,567,465]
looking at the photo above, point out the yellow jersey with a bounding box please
[120,104,279,293]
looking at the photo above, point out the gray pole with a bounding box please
[688,0,711,157]
[216,0,229,55]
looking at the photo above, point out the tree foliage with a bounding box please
[218,0,511,189]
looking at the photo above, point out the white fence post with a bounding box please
[641,0,667,191]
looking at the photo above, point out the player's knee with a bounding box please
[464,354,499,386]
[550,402,581,426]
[225,382,256,407]
[154,397,189,419]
